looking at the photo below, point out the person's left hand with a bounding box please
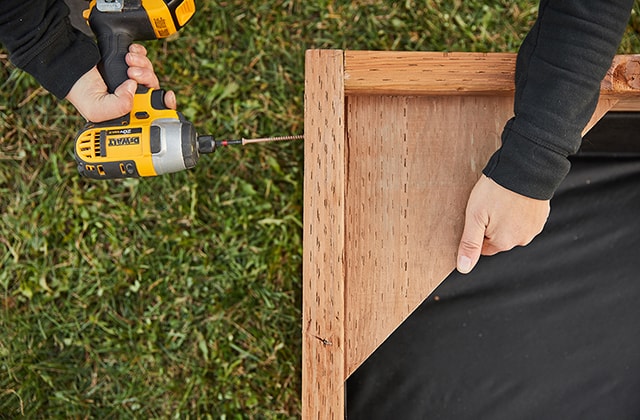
[66,44,176,122]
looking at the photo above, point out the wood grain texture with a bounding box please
[344,95,512,376]
[302,49,346,419]
[602,54,640,92]
[607,56,640,111]
[344,51,517,96]
[302,50,640,419]
[344,51,640,99]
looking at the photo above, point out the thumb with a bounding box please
[83,79,137,122]
[456,211,487,274]
[109,79,137,116]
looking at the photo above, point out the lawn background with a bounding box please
[1,1,638,418]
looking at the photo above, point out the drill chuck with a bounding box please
[197,135,216,154]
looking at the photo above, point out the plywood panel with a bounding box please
[344,96,410,376]
[344,95,513,376]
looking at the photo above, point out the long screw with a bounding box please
[241,134,304,145]
[198,134,303,154]
[215,134,304,148]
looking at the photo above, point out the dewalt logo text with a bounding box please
[108,137,140,147]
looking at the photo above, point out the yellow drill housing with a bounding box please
[75,88,199,179]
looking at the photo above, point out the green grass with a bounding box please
[1,1,638,417]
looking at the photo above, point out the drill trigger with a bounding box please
[151,89,170,110]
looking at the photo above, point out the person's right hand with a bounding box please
[65,44,176,123]
[456,175,550,274]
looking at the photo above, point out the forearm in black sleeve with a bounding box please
[483,0,634,200]
[0,0,100,99]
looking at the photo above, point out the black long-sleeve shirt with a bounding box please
[483,0,634,199]
[0,0,99,99]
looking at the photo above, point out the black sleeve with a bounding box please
[482,0,634,200]
[0,0,100,99]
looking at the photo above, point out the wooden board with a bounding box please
[344,95,511,376]
[344,51,640,99]
[302,50,640,419]
[302,49,346,420]
[344,51,517,96]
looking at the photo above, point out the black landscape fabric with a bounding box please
[346,112,640,420]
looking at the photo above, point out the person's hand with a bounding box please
[456,175,550,274]
[66,44,176,122]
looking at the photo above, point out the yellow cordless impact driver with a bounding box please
[74,0,303,180]
[73,0,207,179]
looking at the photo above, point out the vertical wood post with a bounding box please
[302,49,346,418]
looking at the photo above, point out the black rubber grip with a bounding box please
[96,32,133,93]
[89,7,156,93]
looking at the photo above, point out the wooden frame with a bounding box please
[302,50,640,418]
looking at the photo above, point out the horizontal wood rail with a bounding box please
[344,51,640,101]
